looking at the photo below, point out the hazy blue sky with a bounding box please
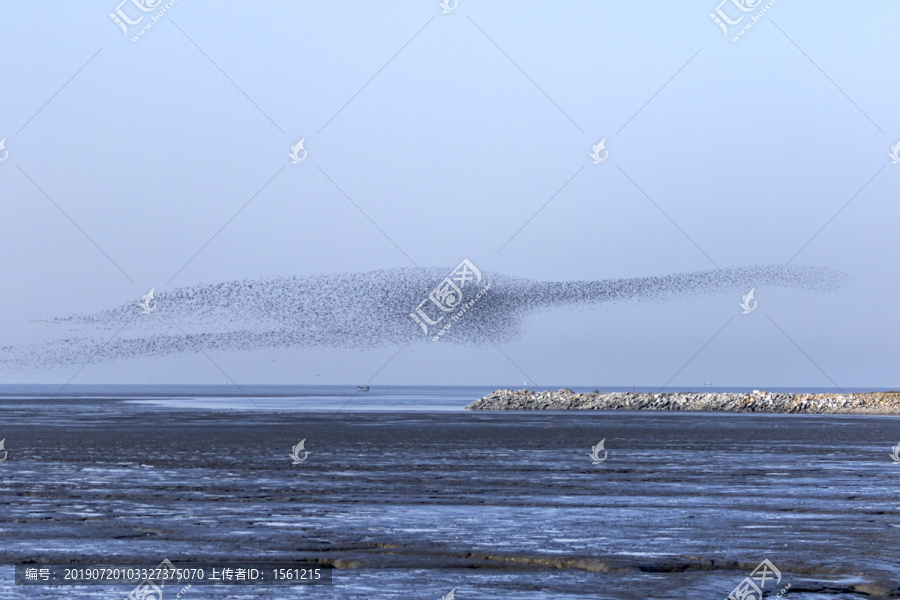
[1,1,898,388]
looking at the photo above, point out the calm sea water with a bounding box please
[0,384,890,412]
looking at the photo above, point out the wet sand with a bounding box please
[1,397,899,599]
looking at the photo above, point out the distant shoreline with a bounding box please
[467,389,900,414]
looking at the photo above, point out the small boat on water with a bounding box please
[357,386,370,392]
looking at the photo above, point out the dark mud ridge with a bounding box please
[467,389,900,414]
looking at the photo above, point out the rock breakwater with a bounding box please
[467,389,900,414]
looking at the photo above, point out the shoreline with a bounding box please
[466,389,900,414]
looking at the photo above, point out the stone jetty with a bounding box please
[467,389,900,415]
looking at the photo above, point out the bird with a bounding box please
[2,265,848,370]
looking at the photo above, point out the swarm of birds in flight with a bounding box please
[0,264,848,370]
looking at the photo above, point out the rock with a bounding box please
[465,390,900,414]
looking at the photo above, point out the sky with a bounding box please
[0,1,898,388]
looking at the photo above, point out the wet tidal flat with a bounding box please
[1,397,899,599]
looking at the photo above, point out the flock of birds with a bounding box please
[0,264,848,371]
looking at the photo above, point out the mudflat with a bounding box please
[1,396,899,599]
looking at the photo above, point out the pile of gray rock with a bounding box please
[466,389,900,414]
